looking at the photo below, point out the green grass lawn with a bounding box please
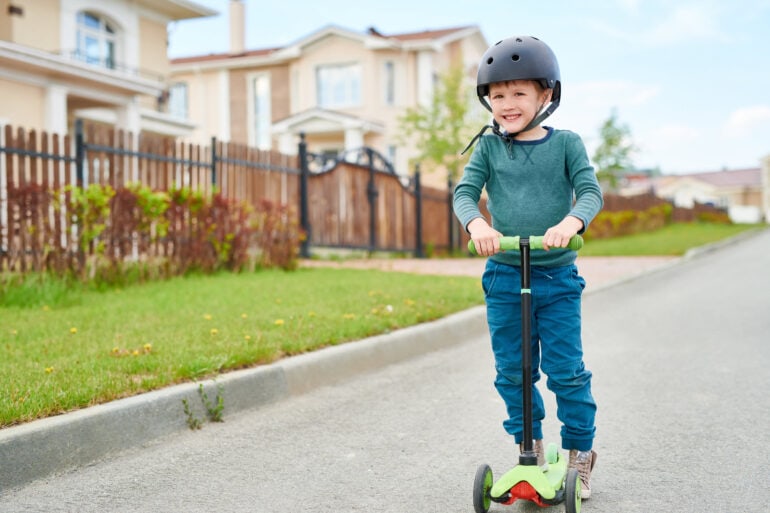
[0,269,483,428]
[580,223,764,256]
[0,222,765,428]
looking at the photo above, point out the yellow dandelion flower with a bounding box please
[112,347,120,354]
[203,314,212,320]
[370,308,379,314]
[275,298,282,304]
[45,366,54,374]
[132,350,140,356]
[241,313,248,319]
[10,329,17,335]
[42,305,50,311]
[244,335,252,341]
[342,313,356,320]
[274,319,285,326]
[143,343,152,353]
[404,298,416,306]
[70,327,78,334]
[210,328,219,335]
[308,311,317,317]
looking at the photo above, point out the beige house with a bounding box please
[169,1,488,187]
[652,166,768,223]
[0,0,215,138]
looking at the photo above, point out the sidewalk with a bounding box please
[0,255,678,492]
[301,255,679,290]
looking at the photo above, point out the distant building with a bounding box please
[651,167,765,223]
[169,1,488,188]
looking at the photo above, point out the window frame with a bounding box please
[316,62,362,109]
[76,10,117,70]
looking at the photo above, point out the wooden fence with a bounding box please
[0,121,466,273]
[3,120,722,275]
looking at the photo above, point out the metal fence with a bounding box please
[0,121,466,273]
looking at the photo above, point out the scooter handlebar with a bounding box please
[467,235,584,255]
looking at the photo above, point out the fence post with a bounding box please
[447,177,456,253]
[75,119,85,186]
[413,164,424,258]
[298,132,310,258]
[366,147,378,253]
[210,136,218,188]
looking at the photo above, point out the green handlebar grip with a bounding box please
[467,235,584,255]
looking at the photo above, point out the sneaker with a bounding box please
[568,449,597,499]
[519,439,547,469]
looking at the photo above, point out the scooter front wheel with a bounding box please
[564,467,581,513]
[473,464,493,513]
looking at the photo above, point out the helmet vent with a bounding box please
[487,57,494,64]
[511,54,520,61]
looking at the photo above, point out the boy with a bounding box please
[453,36,603,498]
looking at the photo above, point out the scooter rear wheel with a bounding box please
[564,467,581,513]
[473,464,493,513]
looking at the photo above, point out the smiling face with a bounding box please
[488,80,552,139]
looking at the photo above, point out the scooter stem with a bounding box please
[519,238,537,466]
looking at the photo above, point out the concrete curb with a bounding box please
[0,306,488,491]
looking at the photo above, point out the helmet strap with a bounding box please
[461,96,560,154]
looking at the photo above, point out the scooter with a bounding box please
[468,235,584,513]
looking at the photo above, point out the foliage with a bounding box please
[5,183,303,286]
[253,199,305,270]
[592,109,637,191]
[587,203,673,239]
[398,65,483,182]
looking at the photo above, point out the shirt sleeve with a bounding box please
[452,140,490,232]
[565,132,604,232]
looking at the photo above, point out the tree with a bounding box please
[592,109,636,192]
[398,65,482,182]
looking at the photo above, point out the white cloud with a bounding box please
[658,123,701,142]
[644,4,726,45]
[584,3,729,47]
[565,80,661,110]
[616,0,641,14]
[634,123,704,172]
[723,105,770,138]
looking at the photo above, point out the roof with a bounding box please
[685,168,761,188]
[170,25,480,65]
[653,167,762,192]
[272,108,384,135]
[137,0,217,21]
[379,26,477,42]
[171,47,280,65]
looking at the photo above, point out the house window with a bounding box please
[251,74,272,150]
[387,145,397,167]
[168,82,188,119]
[76,11,116,69]
[384,61,395,105]
[316,63,361,108]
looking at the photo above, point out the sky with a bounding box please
[167,0,770,175]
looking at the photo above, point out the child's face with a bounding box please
[488,80,552,136]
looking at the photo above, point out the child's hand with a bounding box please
[468,218,503,256]
[543,216,584,250]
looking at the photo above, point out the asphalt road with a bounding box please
[2,230,769,513]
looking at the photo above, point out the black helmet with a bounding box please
[476,36,561,121]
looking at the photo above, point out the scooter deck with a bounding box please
[490,454,567,501]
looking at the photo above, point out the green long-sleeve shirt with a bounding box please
[453,127,603,267]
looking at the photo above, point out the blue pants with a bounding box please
[482,259,596,451]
